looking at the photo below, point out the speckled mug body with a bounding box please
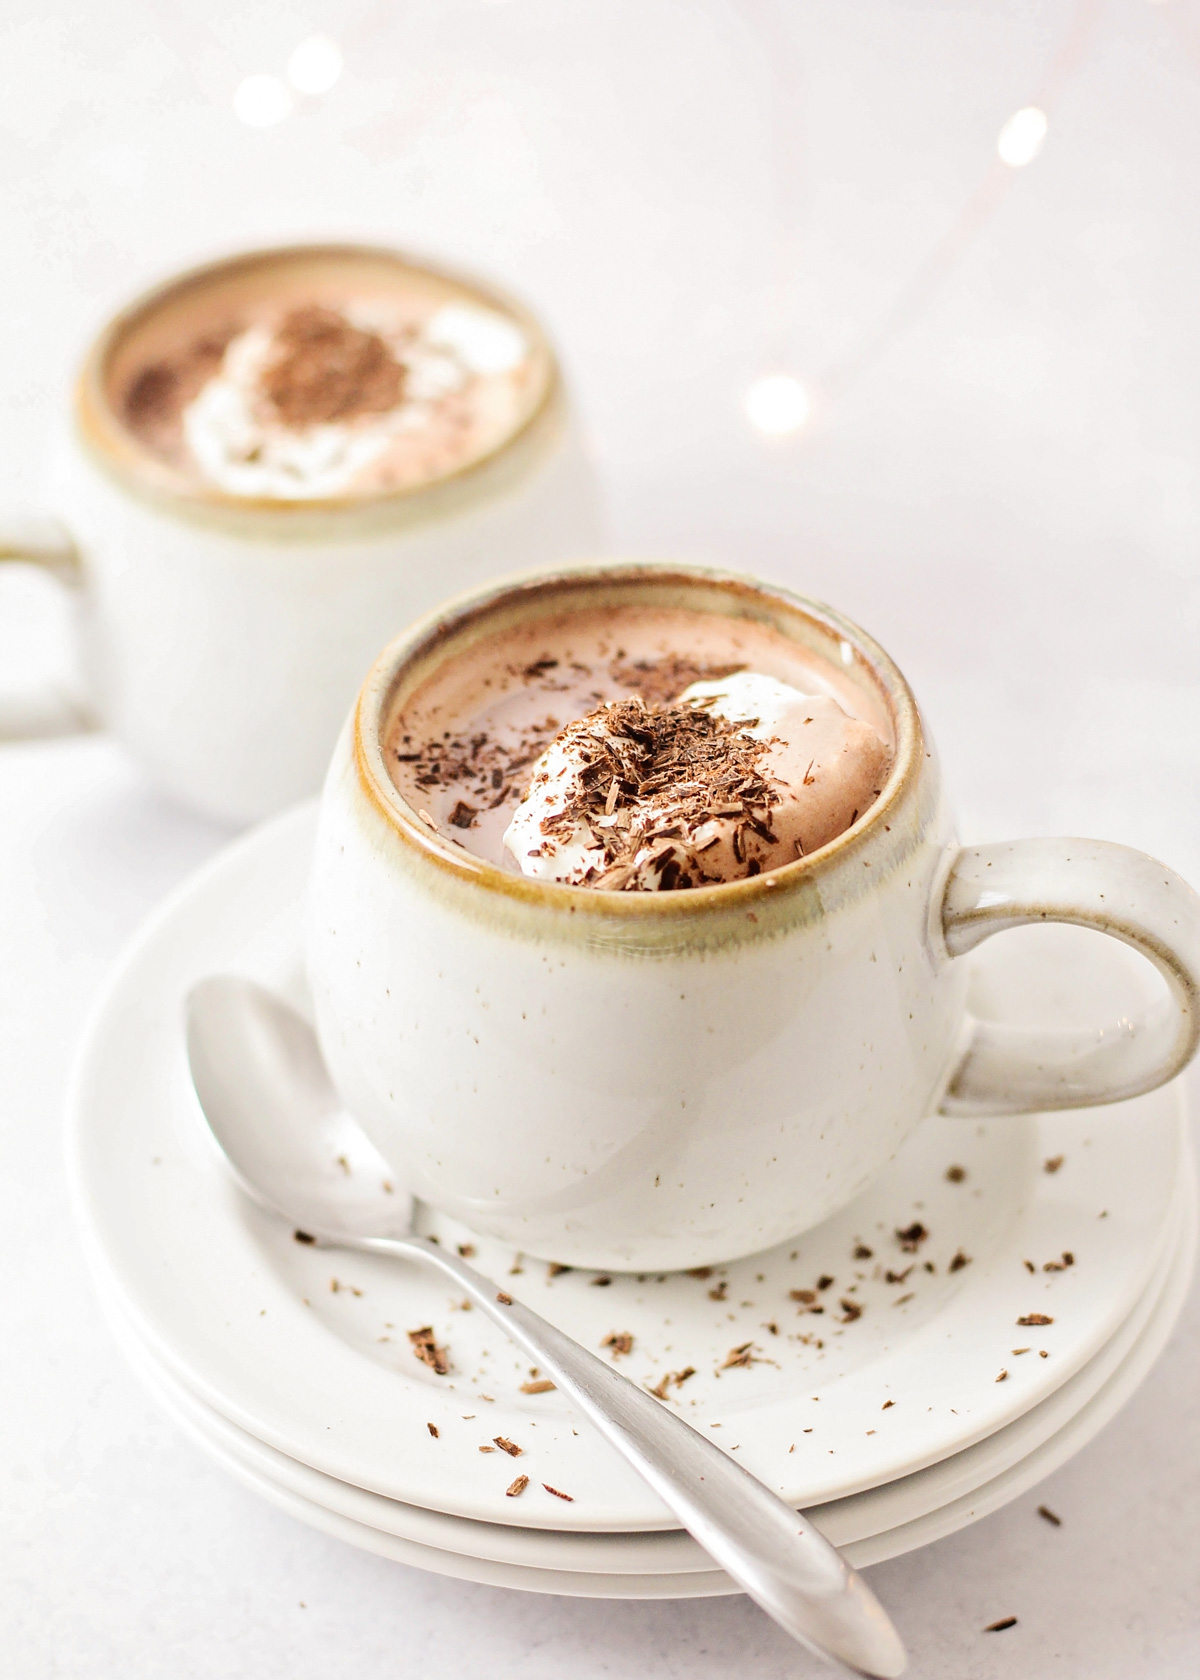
[307,564,968,1270]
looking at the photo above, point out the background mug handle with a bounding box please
[940,838,1200,1115]
[0,512,96,738]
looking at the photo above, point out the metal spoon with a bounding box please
[185,974,907,1678]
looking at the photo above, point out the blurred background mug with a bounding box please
[0,243,605,825]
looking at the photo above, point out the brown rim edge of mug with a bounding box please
[350,560,926,918]
[72,242,564,540]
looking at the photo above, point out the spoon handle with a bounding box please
[366,1236,905,1678]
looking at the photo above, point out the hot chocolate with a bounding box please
[384,603,893,889]
[102,247,553,503]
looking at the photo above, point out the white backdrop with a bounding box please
[2,2,1200,1674]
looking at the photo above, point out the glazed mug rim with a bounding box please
[351,559,925,918]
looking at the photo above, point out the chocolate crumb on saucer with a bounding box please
[984,1616,1018,1633]
[408,1326,450,1374]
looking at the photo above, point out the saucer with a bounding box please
[101,1178,1196,1595]
[96,1164,1195,1584]
[67,802,1189,1531]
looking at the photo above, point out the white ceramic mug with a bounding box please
[0,245,605,825]
[307,562,1200,1270]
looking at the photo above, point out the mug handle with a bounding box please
[0,512,97,738]
[940,838,1200,1115]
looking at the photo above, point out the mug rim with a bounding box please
[73,241,563,537]
[351,560,924,917]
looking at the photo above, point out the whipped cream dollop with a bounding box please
[181,301,527,500]
[502,670,892,891]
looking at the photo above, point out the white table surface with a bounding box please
[4,1,1200,1673]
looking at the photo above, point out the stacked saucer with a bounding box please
[67,805,1197,1596]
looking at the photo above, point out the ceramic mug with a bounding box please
[0,245,604,825]
[307,562,1200,1270]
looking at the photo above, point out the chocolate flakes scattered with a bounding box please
[945,1164,967,1183]
[408,1326,450,1374]
[601,1332,634,1359]
[608,653,746,708]
[493,1436,522,1457]
[647,1366,696,1400]
[984,1617,1018,1633]
[426,1422,439,1438]
[543,1483,574,1502]
[1038,1504,1062,1526]
[520,1379,556,1394]
[506,1475,530,1498]
[1017,1313,1054,1327]
[948,1250,972,1273]
[720,1341,768,1370]
[895,1222,929,1252]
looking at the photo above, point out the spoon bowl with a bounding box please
[187,975,414,1241]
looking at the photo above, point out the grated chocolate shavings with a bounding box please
[506,1474,529,1498]
[493,1436,522,1457]
[719,1341,768,1370]
[647,1365,696,1400]
[426,1422,439,1437]
[543,1483,574,1501]
[601,1332,634,1359]
[945,1164,967,1183]
[984,1617,1018,1633]
[408,1326,450,1374]
[1038,1504,1062,1526]
[520,1379,556,1394]
[1044,1155,1064,1173]
[948,1250,972,1273]
[293,1229,315,1244]
[525,695,784,892]
[1017,1313,1053,1326]
[895,1222,929,1252]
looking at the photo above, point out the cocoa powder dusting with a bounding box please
[261,306,405,427]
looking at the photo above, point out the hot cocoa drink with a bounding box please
[102,247,553,502]
[384,603,893,890]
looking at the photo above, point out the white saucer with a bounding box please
[103,1181,1197,1595]
[68,802,1190,1531]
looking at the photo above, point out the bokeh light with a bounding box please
[287,34,344,96]
[997,106,1048,168]
[743,373,812,436]
[233,74,293,128]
